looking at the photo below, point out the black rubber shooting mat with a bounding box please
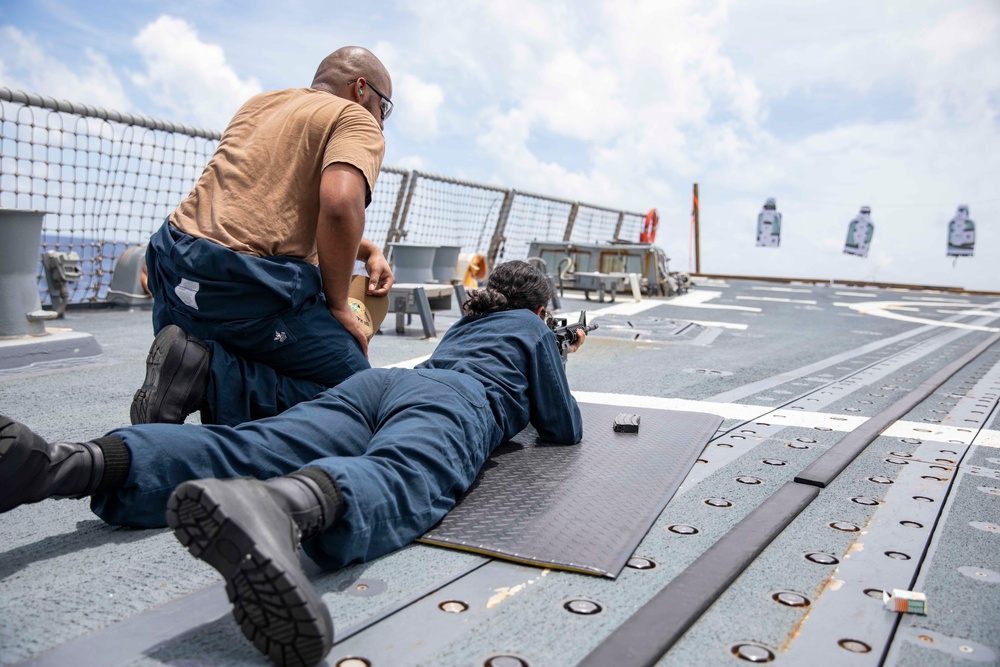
[418,403,723,578]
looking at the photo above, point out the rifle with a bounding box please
[546,311,598,363]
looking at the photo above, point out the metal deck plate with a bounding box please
[419,403,723,578]
[3,283,999,667]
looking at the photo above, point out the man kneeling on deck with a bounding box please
[0,261,585,667]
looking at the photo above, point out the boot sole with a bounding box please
[130,325,209,425]
[166,482,333,667]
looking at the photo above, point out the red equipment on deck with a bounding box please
[640,208,659,244]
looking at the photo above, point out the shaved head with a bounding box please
[312,46,391,96]
[311,46,393,129]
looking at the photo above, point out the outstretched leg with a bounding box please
[94,369,385,528]
[164,367,500,665]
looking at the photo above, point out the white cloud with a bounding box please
[0,26,132,110]
[129,16,262,130]
[396,0,765,225]
[4,1,999,290]
[724,1,941,96]
[373,40,445,141]
[395,155,427,170]
[476,106,618,203]
[919,5,999,65]
[397,0,1000,290]
[395,73,445,140]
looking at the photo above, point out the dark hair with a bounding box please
[463,260,552,316]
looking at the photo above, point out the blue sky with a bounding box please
[2,0,999,290]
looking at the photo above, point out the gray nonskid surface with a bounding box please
[2,282,999,666]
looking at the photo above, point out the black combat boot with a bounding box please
[131,324,210,425]
[0,415,131,512]
[166,468,342,667]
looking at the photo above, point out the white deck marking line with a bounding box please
[883,421,985,446]
[901,296,973,303]
[579,298,751,330]
[662,290,761,312]
[573,391,996,446]
[580,299,666,317]
[751,286,813,293]
[937,310,1000,317]
[834,300,1000,332]
[736,296,817,305]
[887,306,920,312]
[573,392,763,420]
[382,354,432,369]
[972,429,1000,449]
[680,319,748,331]
[835,291,879,298]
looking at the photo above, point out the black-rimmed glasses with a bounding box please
[352,79,393,121]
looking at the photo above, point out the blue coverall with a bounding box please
[145,221,370,426]
[91,309,583,569]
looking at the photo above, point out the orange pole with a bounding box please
[692,183,700,274]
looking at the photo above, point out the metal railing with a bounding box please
[0,88,648,305]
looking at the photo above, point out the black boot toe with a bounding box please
[130,325,210,425]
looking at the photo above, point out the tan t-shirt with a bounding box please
[170,88,384,264]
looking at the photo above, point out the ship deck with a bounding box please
[1,278,998,667]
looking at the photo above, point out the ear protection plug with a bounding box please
[358,87,363,95]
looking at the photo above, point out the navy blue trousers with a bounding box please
[146,221,370,426]
[91,368,502,570]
